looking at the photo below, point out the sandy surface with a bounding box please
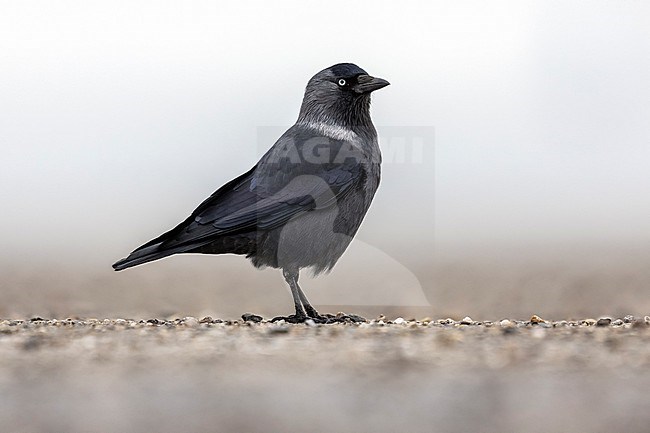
[2,314,650,433]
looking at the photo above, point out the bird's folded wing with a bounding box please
[151,159,365,251]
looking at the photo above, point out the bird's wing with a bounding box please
[126,129,367,255]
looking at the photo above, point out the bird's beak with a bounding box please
[354,74,390,94]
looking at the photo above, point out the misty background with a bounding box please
[1,0,649,319]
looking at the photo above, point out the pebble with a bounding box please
[393,317,406,325]
[460,316,473,325]
[530,315,546,324]
[268,324,290,334]
[499,319,514,327]
[183,317,199,327]
[596,318,612,326]
[241,313,263,323]
[612,319,624,326]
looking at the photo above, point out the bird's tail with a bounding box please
[112,243,188,271]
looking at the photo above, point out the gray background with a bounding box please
[1,0,649,319]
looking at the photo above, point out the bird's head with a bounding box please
[298,63,389,128]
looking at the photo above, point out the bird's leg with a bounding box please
[275,268,365,324]
[293,276,322,319]
[281,268,308,323]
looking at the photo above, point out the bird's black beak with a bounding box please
[354,74,390,94]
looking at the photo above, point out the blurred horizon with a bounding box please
[1,0,649,318]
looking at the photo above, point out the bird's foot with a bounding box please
[270,312,367,324]
[270,313,309,324]
[302,306,365,324]
[308,312,368,324]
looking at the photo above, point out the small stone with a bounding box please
[199,316,214,324]
[530,315,546,324]
[460,316,473,325]
[645,316,650,325]
[268,324,290,334]
[596,318,612,326]
[623,315,635,323]
[241,313,263,323]
[499,319,514,327]
[114,319,127,326]
[393,317,406,325]
[580,319,597,326]
[420,317,433,323]
[612,319,624,326]
[304,319,316,326]
[183,316,199,327]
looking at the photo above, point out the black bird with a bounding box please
[113,63,389,322]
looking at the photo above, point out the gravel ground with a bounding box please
[2,314,650,433]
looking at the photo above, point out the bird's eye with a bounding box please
[338,79,347,86]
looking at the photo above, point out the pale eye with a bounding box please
[338,78,347,86]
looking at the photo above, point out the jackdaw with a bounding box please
[113,63,389,322]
